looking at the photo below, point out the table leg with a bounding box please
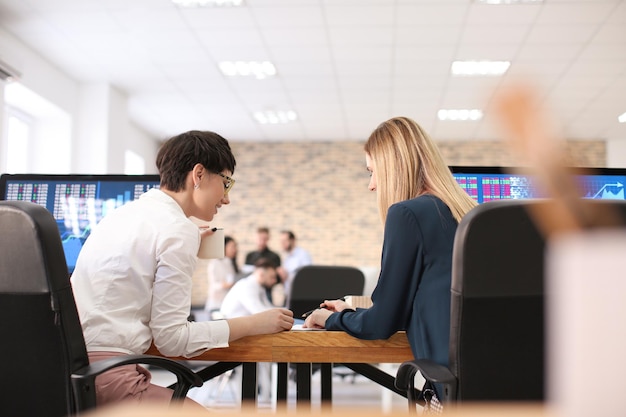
[295,362,311,409]
[276,362,288,411]
[320,363,333,410]
[191,361,241,382]
[341,363,408,397]
[241,362,257,408]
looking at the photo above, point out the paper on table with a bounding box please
[291,323,326,331]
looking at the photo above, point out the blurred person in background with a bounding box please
[278,230,312,304]
[204,235,240,320]
[220,257,279,318]
[242,226,281,274]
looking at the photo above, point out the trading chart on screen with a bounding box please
[1,174,160,273]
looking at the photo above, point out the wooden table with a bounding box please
[146,330,413,409]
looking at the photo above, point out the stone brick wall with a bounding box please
[190,139,605,306]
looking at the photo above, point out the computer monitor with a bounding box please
[0,173,160,274]
[450,166,626,204]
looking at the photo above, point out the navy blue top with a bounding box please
[325,195,457,368]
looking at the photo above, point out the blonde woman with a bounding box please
[304,117,476,397]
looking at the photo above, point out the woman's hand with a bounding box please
[302,298,353,329]
[303,308,333,329]
[321,299,351,312]
[199,226,217,239]
[250,308,294,333]
[227,308,294,341]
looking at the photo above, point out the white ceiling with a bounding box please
[0,0,625,143]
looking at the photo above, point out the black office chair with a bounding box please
[0,201,202,417]
[394,199,626,412]
[285,265,366,385]
[287,264,366,317]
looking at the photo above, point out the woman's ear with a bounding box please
[192,163,204,186]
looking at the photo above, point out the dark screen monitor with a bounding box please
[0,173,160,274]
[450,166,626,203]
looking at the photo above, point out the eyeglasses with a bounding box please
[215,172,236,195]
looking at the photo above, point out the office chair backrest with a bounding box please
[0,201,91,417]
[288,265,365,317]
[449,200,545,402]
[449,199,626,402]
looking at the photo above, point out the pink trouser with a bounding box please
[88,351,175,406]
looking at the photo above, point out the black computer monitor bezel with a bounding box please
[0,173,161,197]
[449,165,626,175]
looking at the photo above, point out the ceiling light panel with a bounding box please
[172,0,244,7]
[438,109,483,121]
[618,112,626,124]
[451,60,510,76]
[219,61,277,79]
[475,0,543,4]
[253,110,298,125]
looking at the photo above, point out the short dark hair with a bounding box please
[224,235,239,273]
[156,130,236,192]
[254,256,277,269]
[281,230,295,240]
[257,226,270,235]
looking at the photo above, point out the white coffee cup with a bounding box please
[198,228,225,259]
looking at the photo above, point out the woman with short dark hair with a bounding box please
[72,130,293,409]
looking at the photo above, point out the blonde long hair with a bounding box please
[364,116,477,224]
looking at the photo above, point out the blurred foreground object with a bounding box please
[547,230,626,417]
[84,402,550,416]
[492,83,623,236]
[494,82,626,417]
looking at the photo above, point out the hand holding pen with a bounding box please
[301,297,348,319]
[302,298,353,329]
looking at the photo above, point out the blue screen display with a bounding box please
[450,167,626,204]
[0,174,160,274]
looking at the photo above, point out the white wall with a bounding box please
[0,28,77,116]
[30,103,72,173]
[0,26,160,175]
[606,139,626,169]
[75,84,109,173]
[0,80,6,173]
[107,86,159,174]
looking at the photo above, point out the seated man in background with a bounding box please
[220,257,279,318]
[219,257,280,402]
[278,230,312,304]
[242,226,281,274]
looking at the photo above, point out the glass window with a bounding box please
[5,107,32,173]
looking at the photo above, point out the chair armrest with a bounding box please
[395,359,457,402]
[71,354,203,411]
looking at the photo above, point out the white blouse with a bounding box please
[71,189,229,358]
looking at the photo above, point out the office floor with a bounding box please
[151,363,409,413]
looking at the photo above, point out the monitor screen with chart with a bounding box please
[449,166,626,204]
[0,173,160,274]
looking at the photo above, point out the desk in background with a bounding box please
[146,330,413,409]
